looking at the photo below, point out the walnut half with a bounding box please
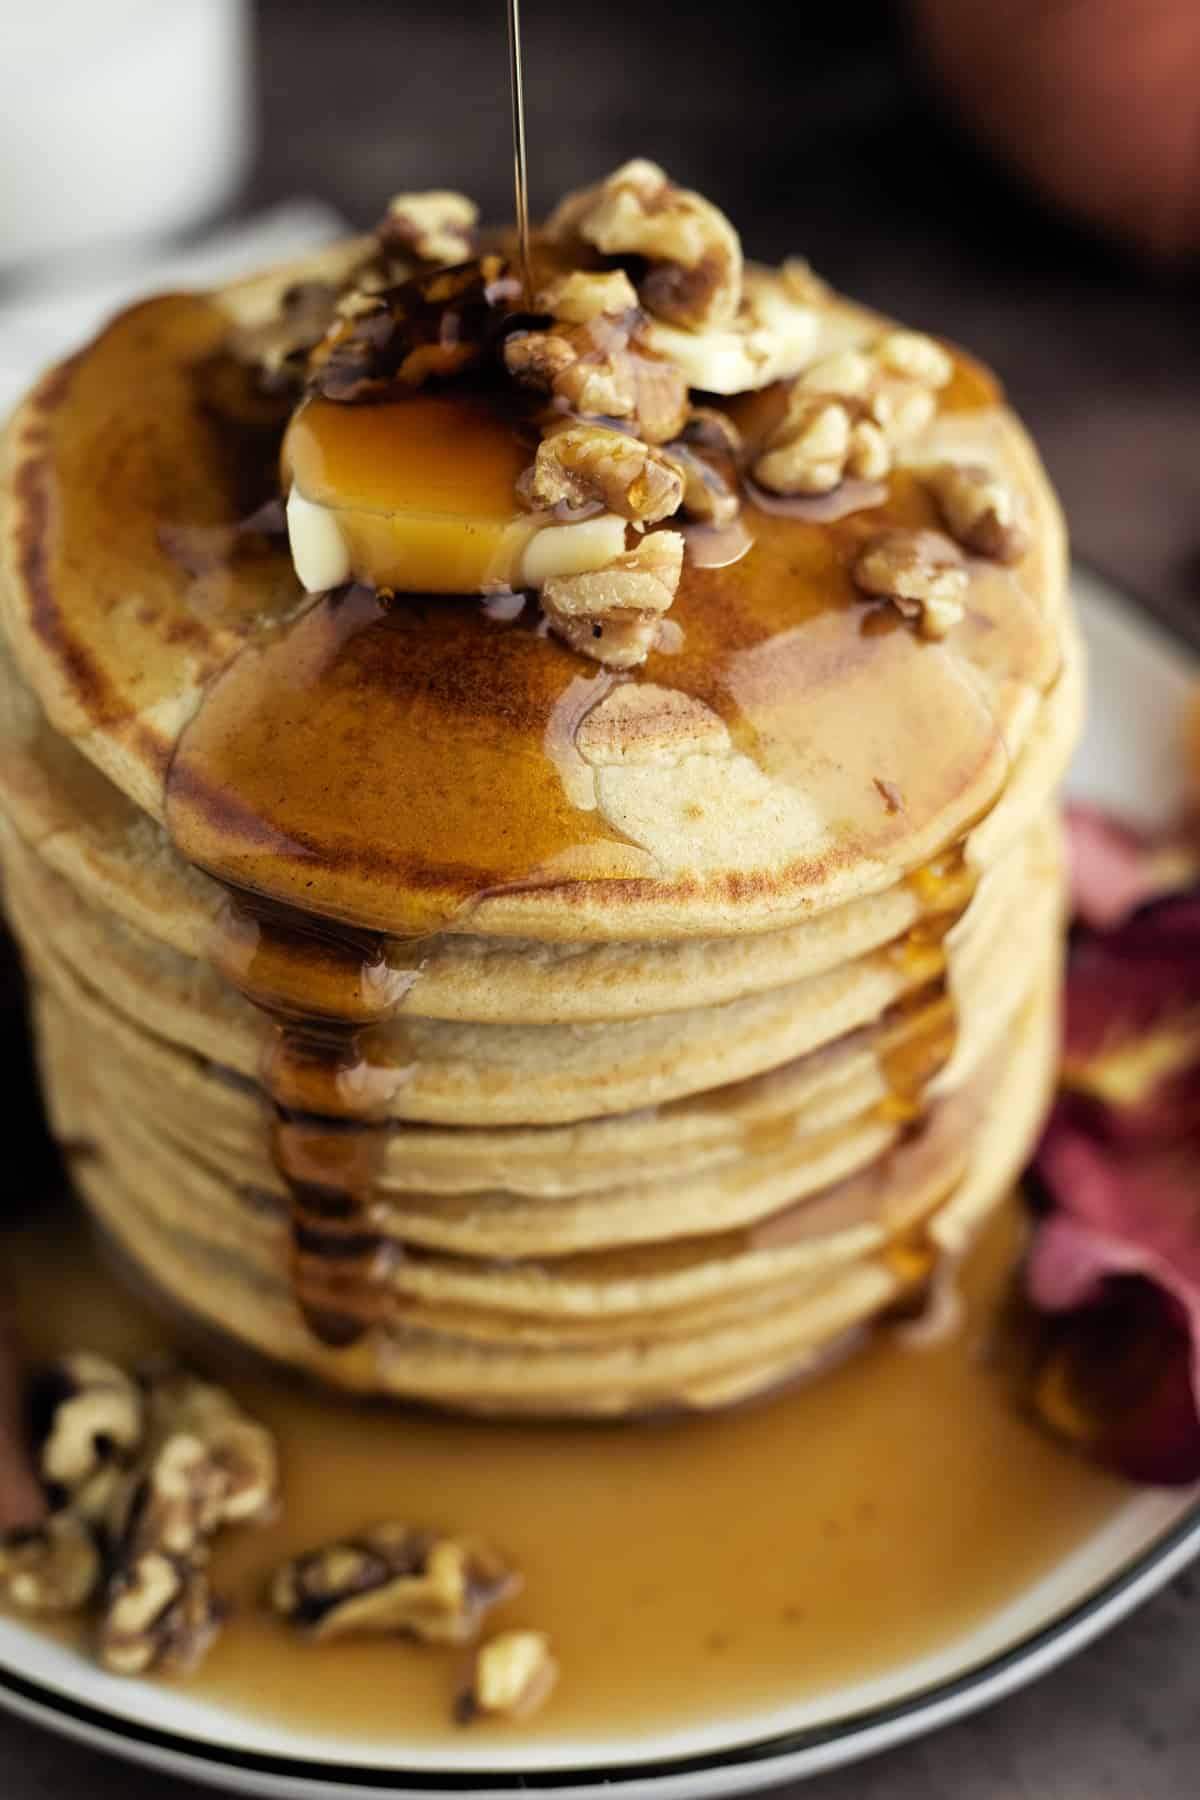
[853,529,968,639]
[542,529,684,668]
[522,423,683,525]
[927,461,1030,563]
[96,1362,278,1676]
[269,1522,519,1646]
[31,1352,142,1526]
[0,1513,101,1615]
[376,191,478,267]
[550,159,743,333]
[457,1629,559,1724]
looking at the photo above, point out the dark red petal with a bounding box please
[1066,804,1198,931]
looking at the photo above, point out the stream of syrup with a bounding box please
[507,0,533,303]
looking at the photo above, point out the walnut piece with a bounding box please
[774,328,954,489]
[853,529,968,639]
[536,268,638,325]
[96,1363,278,1676]
[927,461,1030,563]
[505,321,635,422]
[376,191,478,266]
[31,1352,142,1526]
[458,1630,559,1723]
[876,329,954,387]
[754,392,888,497]
[503,316,687,445]
[312,257,521,402]
[0,1513,101,1614]
[664,408,742,525]
[542,529,684,668]
[269,1522,519,1646]
[230,281,340,393]
[138,1364,278,1530]
[523,423,682,524]
[551,159,742,332]
[99,1550,223,1677]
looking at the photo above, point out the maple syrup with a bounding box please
[6,1197,1127,1746]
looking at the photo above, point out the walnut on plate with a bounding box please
[457,1629,559,1724]
[96,1362,278,1676]
[269,1522,519,1646]
[99,1550,224,1677]
[0,1513,101,1615]
[542,529,684,668]
[31,1352,142,1526]
[853,528,969,639]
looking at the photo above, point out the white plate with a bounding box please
[1,567,1197,1799]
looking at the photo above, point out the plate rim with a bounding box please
[0,1499,1198,1795]
[2,562,1197,1795]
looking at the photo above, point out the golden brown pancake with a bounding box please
[0,183,1079,1412]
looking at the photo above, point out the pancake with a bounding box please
[1,265,1067,941]
[0,166,1080,1415]
[52,964,1057,1414]
[2,800,1040,1127]
[0,625,1082,1024]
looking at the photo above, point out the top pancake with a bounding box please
[0,251,1069,941]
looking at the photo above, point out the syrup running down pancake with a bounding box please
[0,161,1078,1413]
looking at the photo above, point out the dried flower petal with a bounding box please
[1025,821,1200,1484]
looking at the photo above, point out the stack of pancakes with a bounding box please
[0,244,1081,1417]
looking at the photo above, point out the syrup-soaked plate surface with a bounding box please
[0,570,1195,1798]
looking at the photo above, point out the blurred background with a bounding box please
[0,0,1198,640]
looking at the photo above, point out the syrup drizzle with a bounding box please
[507,0,533,304]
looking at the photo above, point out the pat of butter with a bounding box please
[282,394,632,598]
[287,484,351,594]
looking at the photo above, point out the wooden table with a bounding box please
[2,2,1198,1792]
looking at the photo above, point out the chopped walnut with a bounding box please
[664,408,742,525]
[96,1365,277,1676]
[311,257,521,402]
[230,281,341,393]
[754,394,850,496]
[853,529,968,639]
[927,461,1030,563]
[799,348,874,398]
[780,257,831,306]
[523,423,682,524]
[31,1353,142,1526]
[99,1550,223,1676]
[376,191,478,266]
[787,329,953,473]
[536,268,638,325]
[503,316,687,445]
[0,1514,101,1614]
[458,1630,559,1724]
[542,529,684,668]
[549,159,742,331]
[876,329,954,388]
[505,321,635,422]
[138,1364,278,1530]
[269,1522,518,1646]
